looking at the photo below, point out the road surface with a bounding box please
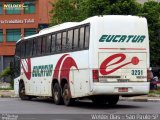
[0,98,159,120]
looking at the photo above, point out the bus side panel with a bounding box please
[21,56,53,96]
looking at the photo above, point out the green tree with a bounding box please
[110,0,142,15]
[78,0,141,20]
[0,67,11,78]
[79,0,110,18]
[140,1,160,67]
[50,0,142,24]
[50,0,80,26]
[0,67,14,88]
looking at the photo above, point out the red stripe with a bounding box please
[53,54,68,79]
[99,48,146,50]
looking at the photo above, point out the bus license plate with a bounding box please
[118,88,128,92]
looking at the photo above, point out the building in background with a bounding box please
[0,0,53,80]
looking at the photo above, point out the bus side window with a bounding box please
[21,41,26,58]
[67,30,73,50]
[62,31,67,50]
[16,42,21,58]
[85,25,90,48]
[46,35,51,54]
[73,29,79,49]
[51,34,56,52]
[79,27,85,49]
[33,39,37,56]
[25,40,30,58]
[29,39,33,57]
[37,37,42,55]
[56,33,62,51]
[42,36,46,54]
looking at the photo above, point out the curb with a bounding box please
[147,99,160,102]
[120,99,148,102]
[120,97,160,102]
[0,95,19,98]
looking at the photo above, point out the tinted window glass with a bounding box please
[37,37,42,55]
[6,29,21,42]
[16,42,21,57]
[24,28,36,37]
[24,1,35,14]
[42,36,46,54]
[25,40,30,57]
[73,29,79,49]
[85,26,90,48]
[62,32,67,50]
[21,41,26,58]
[67,30,73,50]
[0,3,2,14]
[56,33,62,51]
[46,35,51,53]
[29,40,33,56]
[79,27,85,49]
[33,39,37,56]
[51,34,56,52]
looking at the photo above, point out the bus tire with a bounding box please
[63,83,75,106]
[19,82,31,100]
[53,83,63,105]
[107,95,119,105]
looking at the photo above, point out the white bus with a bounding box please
[13,15,150,106]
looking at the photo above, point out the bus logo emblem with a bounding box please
[100,53,139,75]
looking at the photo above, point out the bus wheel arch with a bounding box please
[61,78,75,106]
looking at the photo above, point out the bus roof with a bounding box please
[16,15,146,43]
[16,22,78,43]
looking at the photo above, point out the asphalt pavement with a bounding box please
[0,90,160,102]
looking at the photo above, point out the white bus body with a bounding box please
[15,15,150,105]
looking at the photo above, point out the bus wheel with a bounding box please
[91,96,107,104]
[107,95,119,105]
[19,82,30,100]
[53,83,63,105]
[63,83,75,106]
